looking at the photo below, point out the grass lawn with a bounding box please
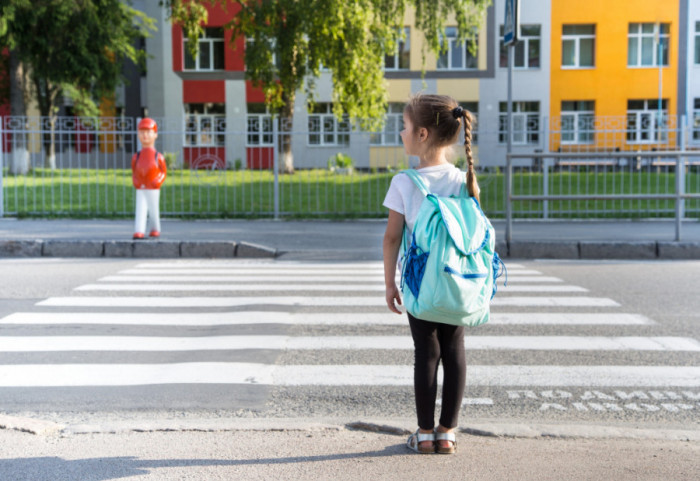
[2,167,699,219]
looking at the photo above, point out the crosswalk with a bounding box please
[0,260,698,417]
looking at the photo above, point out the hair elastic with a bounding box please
[451,106,464,119]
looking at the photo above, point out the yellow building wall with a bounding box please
[387,80,412,103]
[436,79,480,101]
[550,0,679,150]
[99,96,117,153]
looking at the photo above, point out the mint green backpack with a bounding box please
[400,170,505,327]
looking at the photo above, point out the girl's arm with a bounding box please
[383,209,405,315]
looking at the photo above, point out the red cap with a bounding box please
[138,117,157,133]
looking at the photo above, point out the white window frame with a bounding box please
[437,27,478,70]
[184,104,226,147]
[626,99,668,144]
[246,114,274,147]
[562,25,595,69]
[561,101,595,145]
[628,23,669,67]
[499,102,540,145]
[183,27,225,72]
[385,27,410,71]
[308,103,350,147]
[693,21,699,65]
[499,24,541,69]
[370,103,404,146]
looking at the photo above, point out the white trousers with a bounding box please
[134,189,161,234]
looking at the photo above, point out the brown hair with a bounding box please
[404,94,479,202]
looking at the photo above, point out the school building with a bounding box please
[2,0,699,169]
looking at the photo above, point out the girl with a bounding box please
[382,94,479,454]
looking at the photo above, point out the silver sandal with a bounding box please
[435,431,456,454]
[406,429,435,454]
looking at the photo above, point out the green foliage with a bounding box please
[169,0,491,166]
[328,153,354,169]
[164,152,180,169]
[2,0,155,118]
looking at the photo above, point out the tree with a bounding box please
[169,0,490,173]
[0,0,154,168]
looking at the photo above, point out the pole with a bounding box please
[272,116,280,220]
[658,27,663,141]
[0,116,4,218]
[675,153,682,241]
[679,115,687,220]
[505,44,513,244]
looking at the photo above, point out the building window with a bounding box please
[628,23,669,67]
[499,25,541,69]
[693,98,700,141]
[370,103,404,145]
[184,103,226,146]
[561,101,594,144]
[385,27,410,70]
[562,25,595,68]
[246,104,273,146]
[695,22,700,65]
[437,27,478,70]
[499,102,539,145]
[184,27,225,71]
[308,103,350,146]
[626,99,668,144]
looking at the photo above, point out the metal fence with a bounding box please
[506,151,700,242]
[1,115,699,220]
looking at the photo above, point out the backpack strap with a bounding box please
[401,169,431,197]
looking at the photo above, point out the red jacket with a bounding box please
[131,148,167,190]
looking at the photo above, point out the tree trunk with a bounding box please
[34,76,57,169]
[9,50,29,175]
[279,91,295,174]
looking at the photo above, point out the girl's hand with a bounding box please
[385,283,403,315]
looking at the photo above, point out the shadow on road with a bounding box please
[1,445,406,480]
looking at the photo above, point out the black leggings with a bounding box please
[408,312,466,430]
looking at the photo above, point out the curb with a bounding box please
[502,240,700,260]
[2,415,697,441]
[1,239,699,259]
[0,239,277,259]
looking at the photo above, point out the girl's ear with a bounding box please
[418,127,428,142]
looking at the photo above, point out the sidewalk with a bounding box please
[1,425,698,481]
[0,218,699,260]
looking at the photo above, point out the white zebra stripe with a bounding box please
[0,312,653,326]
[36,296,620,308]
[0,335,695,352]
[75,283,587,293]
[0,363,696,387]
[131,262,527,269]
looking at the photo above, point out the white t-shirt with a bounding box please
[383,163,467,235]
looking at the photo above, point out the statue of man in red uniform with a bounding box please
[131,118,167,239]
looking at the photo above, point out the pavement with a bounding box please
[1,220,699,478]
[0,217,699,260]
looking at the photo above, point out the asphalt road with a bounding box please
[0,257,698,434]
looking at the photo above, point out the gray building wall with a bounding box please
[479,0,551,167]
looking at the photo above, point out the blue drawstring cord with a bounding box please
[491,251,507,299]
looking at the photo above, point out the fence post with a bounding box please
[675,153,683,242]
[272,116,280,220]
[0,116,3,218]
[543,156,549,219]
[679,115,687,220]
[505,153,513,245]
